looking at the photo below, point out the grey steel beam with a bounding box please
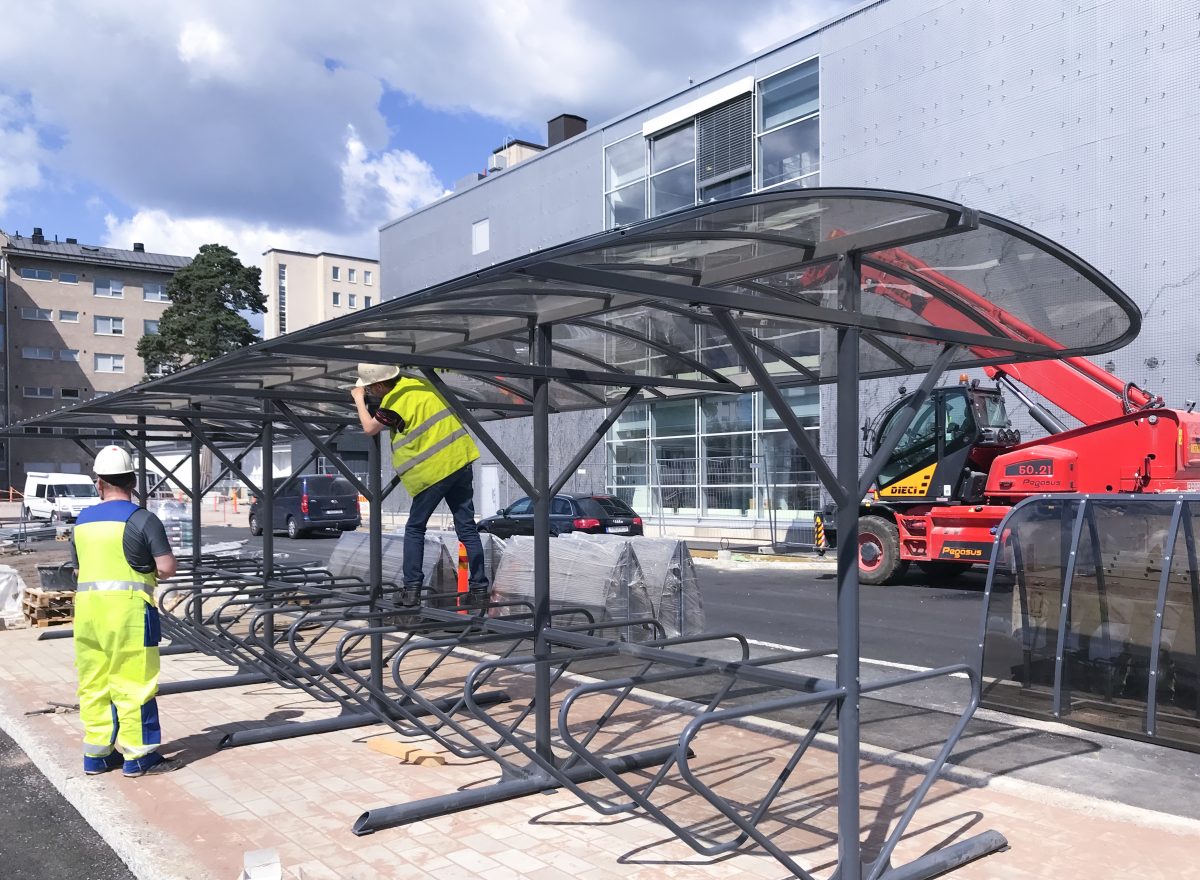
[272,401,369,499]
[532,323,553,763]
[549,386,641,498]
[188,420,262,498]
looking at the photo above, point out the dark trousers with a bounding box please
[402,463,488,591]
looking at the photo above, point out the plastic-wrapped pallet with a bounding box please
[327,531,453,589]
[564,534,705,637]
[491,535,656,639]
[424,531,504,589]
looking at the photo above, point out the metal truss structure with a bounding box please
[3,189,1140,879]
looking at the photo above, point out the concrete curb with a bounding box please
[0,693,212,880]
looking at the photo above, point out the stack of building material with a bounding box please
[565,534,705,637]
[491,535,655,640]
[328,530,504,604]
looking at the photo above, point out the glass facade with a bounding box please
[607,382,821,521]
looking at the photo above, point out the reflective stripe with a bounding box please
[391,408,455,449]
[77,580,154,597]
[83,742,114,757]
[394,428,468,475]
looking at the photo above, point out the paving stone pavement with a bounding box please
[0,626,1197,879]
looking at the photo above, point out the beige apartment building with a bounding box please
[0,228,190,488]
[261,248,379,339]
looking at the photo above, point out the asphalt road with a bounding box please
[0,728,134,880]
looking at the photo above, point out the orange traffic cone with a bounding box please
[456,543,469,613]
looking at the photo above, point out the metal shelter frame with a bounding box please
[3,189,1140,879]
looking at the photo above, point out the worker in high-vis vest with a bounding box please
[72,445,179,777]
[349,363,490,606]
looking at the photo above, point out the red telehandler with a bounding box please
[806,245,1200,584]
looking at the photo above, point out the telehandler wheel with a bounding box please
[858,515,906,585]
[917,560,974,581]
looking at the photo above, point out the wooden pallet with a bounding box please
[22,588,74,628]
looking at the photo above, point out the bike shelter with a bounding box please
[1,189,1140,879]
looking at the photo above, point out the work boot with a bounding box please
[399,586,421,606]
[123,751,182,778]
[83,751,124,775]
[461,589,490,610]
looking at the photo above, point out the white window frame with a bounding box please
[471,218,490,255]
[332,291,341,307]
[19,307,53,321]
[603,132,649,228]
[58,272,79,285]
[94,315,124,336]
[59,349,80,362]
[22,386,54,399]
[648,122,697,218]
[21,346,53,360]
[60,388,81,401]
[143,319,159,335]
[94,353,125,374]
[363,270,373,286]
[20,267,52,281]
[348,268,357,283]
[143,282,169,302]
[363,296,372,308]
[755,56,821,192]
[348,293,358,308]
[331,265,340,281]
[59,309,80,323]
[94,278,124,298]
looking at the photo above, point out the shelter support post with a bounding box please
[137,416,148,504]
[532,323,553,764]
[262,400,275,648]
[368,429,385,710]
[190,428,203,626]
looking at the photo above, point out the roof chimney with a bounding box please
[133,242,145,252]
[31,227,44,245]
[547,114,587,147]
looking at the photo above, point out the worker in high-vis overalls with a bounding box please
[72,445,179,777]
[349,363,490,606]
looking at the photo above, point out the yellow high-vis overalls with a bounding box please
[72,500,161,760]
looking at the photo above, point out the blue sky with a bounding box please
[0,1,852,269]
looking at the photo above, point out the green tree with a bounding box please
[137,243,266,377]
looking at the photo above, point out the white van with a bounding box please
[23,472,101,522]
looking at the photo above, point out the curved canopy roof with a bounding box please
[3,188,1139,440]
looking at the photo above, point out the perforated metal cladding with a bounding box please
[696,94,752,187]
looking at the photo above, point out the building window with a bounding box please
[277,264,287,335]
[649,123,696,217]
[60,349,80,362]
[22,346,53,360]
[60,388,81,400]
[757,59,820,190]
[332,291,341,307]
[23,386,54,399]
[95,353,125,373]
[364,270,373,285]
[94,278,124,298]
[348,268,357,283]
[143,319,159,335]
[331,265,340,281]
[59,309,79,322]
[348,293,357,308]
[19,307,52,321]
[143,282,169,302]
[472,219,490,255]
[363,296,372,308]
[59,272,78,284]
[94,315,124,335]
[697,94,754,202]
[20,267,52,280]
[604,134,647,227]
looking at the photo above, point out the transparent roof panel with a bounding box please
[1,189,1138,437]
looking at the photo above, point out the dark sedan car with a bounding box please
[477,493,643,539]
[249,474,362,539]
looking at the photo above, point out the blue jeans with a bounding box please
[402,463,488,591]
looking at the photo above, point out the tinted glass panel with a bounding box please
[308,477,357,497]
[590,496,636,516]
[508,497,533,515]
[550,497,573,516]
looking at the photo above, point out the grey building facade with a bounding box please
[380,0,1199,534]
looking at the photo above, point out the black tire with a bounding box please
[249,513,263,537]
[286,517,305,540]
[917,560,973,581]
[858,515,907,585]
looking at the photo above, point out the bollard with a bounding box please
[814,513,826,557]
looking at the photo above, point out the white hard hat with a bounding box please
[352,363,401,388]
[94,444,135,477]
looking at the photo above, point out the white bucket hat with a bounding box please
[352,363,401,388]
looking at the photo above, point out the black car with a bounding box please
[477,493,643,539]
[249,474,361,539]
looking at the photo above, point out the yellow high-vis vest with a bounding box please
[74,502,157,602]
[381,377,479,496]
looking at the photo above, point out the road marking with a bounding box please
[742,636,970,678]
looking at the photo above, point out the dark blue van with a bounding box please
[248,474,361,539]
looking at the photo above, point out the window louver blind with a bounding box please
[696,94,753,187]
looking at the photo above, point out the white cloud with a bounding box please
[341,128,448,227]
[177,20,242,80]
[0,95,43,214]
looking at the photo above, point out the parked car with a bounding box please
[477,493,643,539]
[249,474,361,539]
[23,472,101,522]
